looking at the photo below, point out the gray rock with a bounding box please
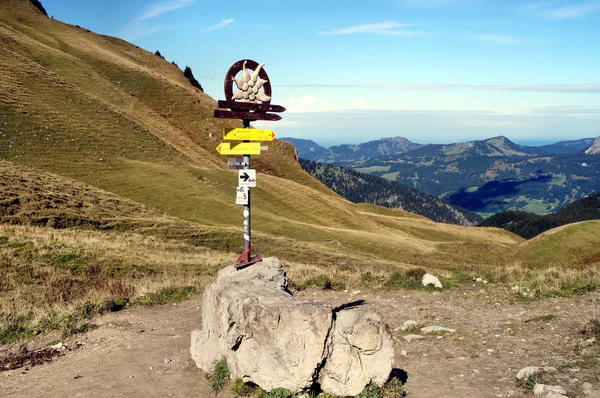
[403,334,425,341]
[319,307,395,396]
[400,320,418,331]
[533,384,567,397]
[580,337,596,348]
[516,366,557,380]
[420,326,456,334]
[190,257,394,394]
[422,273,443,288]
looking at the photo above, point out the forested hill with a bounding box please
[299,159,482,226]
[479,192,600,239]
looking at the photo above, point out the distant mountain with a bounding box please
[346,136,600,215]
[585,137,600,155]
[299,159,482,226]
[282,136,422,164]
[539,138,596,155]
[279,138,329,159]
[479,192,600,239]
[405,136,540,158]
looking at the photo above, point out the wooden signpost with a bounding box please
[214,59,286,268]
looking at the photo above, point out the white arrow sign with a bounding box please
[238,169,256,188]
[236,186,248,205]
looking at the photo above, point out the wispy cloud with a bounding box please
[279,83,600,93]
[521,2,549,11]
[471,34,527,45]
[321,21,427,36]
[528,106,600,115]
[402,0,477,7]
[201,18,234,31]
[136,0,194,21]
[541,1,600,19]
[120,26,164,41]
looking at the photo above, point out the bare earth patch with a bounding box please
[1,285,599,397]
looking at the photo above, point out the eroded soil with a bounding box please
[1,284,599,398]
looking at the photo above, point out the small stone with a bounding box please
[580,338,596,348]
[483,280,488,284]
[487,349,494,353]
[404,334,425,341]
[50,342,63,350]
[400,320,418,331]
[476,278,483,283]
[400,350,407,356]
[533,384,567,396]
[422,274,443,289]
[420,326,456,334]
[516,366,540,380]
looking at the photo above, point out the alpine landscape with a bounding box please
[1,1,599,398]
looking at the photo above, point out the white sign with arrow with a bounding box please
[238,169,256,188]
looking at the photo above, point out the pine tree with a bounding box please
[30,0,48,16]
[183,66,203,92]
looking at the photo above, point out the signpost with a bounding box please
[228,157,249,170]
[216,142,262,155]
[238,169,256,187]
[236,186,249,205]
[224,128,276,142]
[214,59,286,268]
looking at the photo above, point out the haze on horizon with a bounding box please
[42,0,600,145]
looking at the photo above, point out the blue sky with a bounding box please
[42,0,600,146]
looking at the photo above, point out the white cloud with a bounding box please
[136,0,194,21]
[279,83,600,94]
[120,26,164,41]
[528,106,600,115]
[201,18,234,31]
[287,96,320,112]
[253,120,302,129]
[541,1,600,19]
[471,34,527,45]
[321,21,427,36]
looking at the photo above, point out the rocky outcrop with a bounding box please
[585,136,600,155]
[190,258,394,395]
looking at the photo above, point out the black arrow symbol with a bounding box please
[240,172,250,182]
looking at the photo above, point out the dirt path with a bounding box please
[1,285,599,398]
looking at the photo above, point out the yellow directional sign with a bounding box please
[224,128,276,142]
[216,142,262,155]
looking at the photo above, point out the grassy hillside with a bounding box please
[1,0,599,343]
[479,193,600,239]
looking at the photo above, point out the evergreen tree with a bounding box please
[30,0,48,16]
[183,66,203,92]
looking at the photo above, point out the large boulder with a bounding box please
[190,258,332,392]
[190,257,394,394]
[319,306,395,396]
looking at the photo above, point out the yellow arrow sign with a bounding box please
[224,128,276,142]
[216,142,262,155]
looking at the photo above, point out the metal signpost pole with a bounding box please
[241,119,253,266]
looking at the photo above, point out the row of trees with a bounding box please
[479,192,600,238]
[154,51,203,92]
